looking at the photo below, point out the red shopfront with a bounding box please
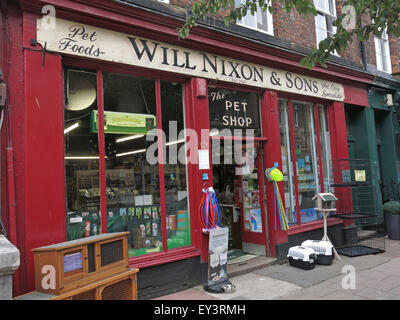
[2,0,373,298]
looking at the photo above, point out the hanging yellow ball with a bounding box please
[266,167,283,182]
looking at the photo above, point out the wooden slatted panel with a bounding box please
[101,279,132,300]
[87,243,96,273]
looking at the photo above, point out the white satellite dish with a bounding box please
[66,76,97,111]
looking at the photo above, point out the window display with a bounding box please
[278,99,332,225]
[64,68,190,256]
[64,68,102,240]
[102,72,161,257]
[160,81,190,250]
[279,100,296,224]
[292,101,320,223]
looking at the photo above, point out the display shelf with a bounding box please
[330,183,369,187]
[330,213,378,219]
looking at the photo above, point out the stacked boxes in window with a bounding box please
[131,228,144,249]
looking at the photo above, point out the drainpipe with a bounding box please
[361,41,368,71]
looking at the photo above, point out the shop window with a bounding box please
[278,100,296,224]
[160,81,190,250]
[318,105,332,191]
[64,68,101,240]
[102,72,161,257]
[64,68,190,257]
[375,29,392,73]
[293,101,320,216]
[278,99,332,225]
[235,0,274,35]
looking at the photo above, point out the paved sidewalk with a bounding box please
[155,238,400,300]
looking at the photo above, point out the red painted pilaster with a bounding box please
[23,50,66,294]
[185,78,212,263]
[261,90,288,257]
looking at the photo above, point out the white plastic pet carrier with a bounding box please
[301,240,334,265]
[287,246,317,270]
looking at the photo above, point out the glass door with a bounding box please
[238,141,268,254]
[212,139,268,256]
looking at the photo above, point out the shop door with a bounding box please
[238,141,268,255]
[212,140,269,256]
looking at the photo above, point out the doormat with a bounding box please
[227,249,257,265]
[337,245,385,257]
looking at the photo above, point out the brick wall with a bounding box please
[360,12,377,68]
[169,0,231,19]
[390,35,400,75]
[335,0,362,66]
[165,0,399,73]
[272,0,316,49]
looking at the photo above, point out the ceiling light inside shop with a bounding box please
[65,156,100,160]
[64,122,80,134]
[165,139,185,146]
[116,134,145,143]
[116,149,147,157]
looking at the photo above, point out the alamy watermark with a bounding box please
[41,5,56,31]
[139,125,257,169]
[341,265,356,290]
[341,5,356,31]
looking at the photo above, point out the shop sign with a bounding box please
[90,110,157,135]
[208,88,260,133]
[37,18,345,101]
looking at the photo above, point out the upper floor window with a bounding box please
[375,29,392,73]
[314,0,336,47]
[235,0,274,35]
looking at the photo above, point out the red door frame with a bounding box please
[206,85,271,256]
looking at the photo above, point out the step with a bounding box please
[227,255,278,278]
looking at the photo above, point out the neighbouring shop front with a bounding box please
[6,0,376,298]
[345,80,400,215]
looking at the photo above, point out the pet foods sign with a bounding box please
[37,18,345,101]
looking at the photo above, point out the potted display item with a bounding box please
[383,201,400,240]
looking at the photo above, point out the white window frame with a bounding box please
[313,0,338,55]
[158,0,169,3]
[235,0,274,36]
[374,29,392,74]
